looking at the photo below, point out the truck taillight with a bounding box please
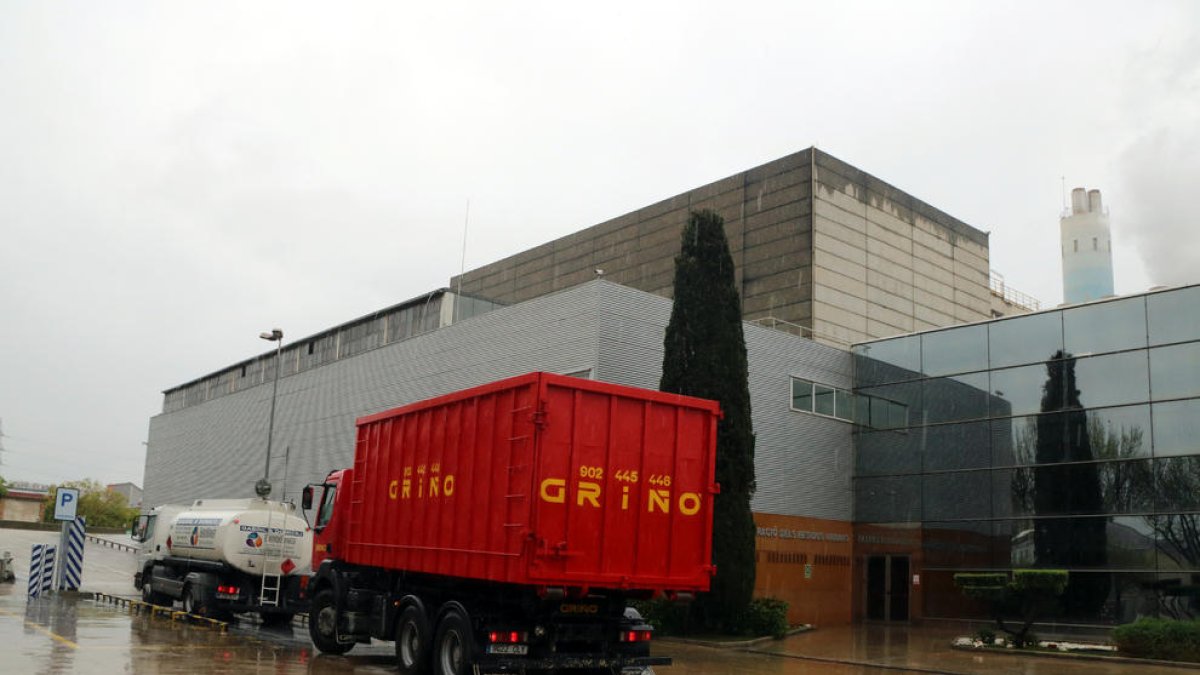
[618,630,652,643]
[488,631,527,644]
[217,585,240,595]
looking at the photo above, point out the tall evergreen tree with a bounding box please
[660,208,756,630]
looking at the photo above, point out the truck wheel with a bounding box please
[433,610,474,675]
[141,579,170,607]
[182,585,204,615]
[395,604,431,674]
[308,589,353,655]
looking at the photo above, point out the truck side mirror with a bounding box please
[301,486,313,510]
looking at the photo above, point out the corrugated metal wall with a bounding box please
[592,283,854,521]
[145,284,602,508]
[146,281,853,524]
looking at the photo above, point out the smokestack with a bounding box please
[1088,189,1103,213]
[1071,187,1088,215]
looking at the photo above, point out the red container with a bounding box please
[337,372,719,594]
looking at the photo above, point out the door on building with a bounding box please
[865,555,910,621]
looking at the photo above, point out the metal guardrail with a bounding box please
[91,592,230,631]
[85,534,138,554]
[989,272,1041,311]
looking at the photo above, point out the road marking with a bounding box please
[0,607,80,649]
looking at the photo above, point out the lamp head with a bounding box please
[260,329,284,342]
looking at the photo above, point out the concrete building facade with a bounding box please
[452,148,994,346]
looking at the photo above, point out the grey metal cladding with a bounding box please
[146,280,853,524]
[593,282,853,521]
[145,283,605,509]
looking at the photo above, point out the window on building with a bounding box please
[1093,237,1098,251]
[793,377,887,426]
[791,378,814,412]
[1074,240,1078,252]
[814,384,835,416]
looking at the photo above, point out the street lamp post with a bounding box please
[257,328,283,499]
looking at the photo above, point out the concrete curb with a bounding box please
[950,643,1200,670]
[660,625,813,649]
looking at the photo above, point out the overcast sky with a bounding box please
[1,1,1196,488]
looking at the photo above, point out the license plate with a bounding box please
[487,644,529,655]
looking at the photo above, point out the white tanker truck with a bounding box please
[133,498,312,623]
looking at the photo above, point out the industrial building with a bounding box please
[144,149,1199,629]
[451,147,1012,346]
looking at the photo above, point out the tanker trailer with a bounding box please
[133,498,312,623]
[302,372,720,674]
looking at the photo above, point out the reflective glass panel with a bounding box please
[923,470,991,520]
[1086,405,1152,461]
[922,324,988,376]
[992,413,1068,466]
[858,382,921,429]
[994,516,1153,570]
[1151,572,1200,619]
[791,378,813,411]
[1074,352,1150,409]
[922,421,991,471]
[855,430,920,476]
[993,460,1153,518]
[1154,456,1200,512]
[1063,296,1148,355]
[989,310,1063,369]
[814,384,835,416]
[1150,342,1200,400]
[1151,515,1200,573]
[1147,285,1200,346]
[855,475,920,523]
[835,389,854,421]
[1152,399,1200,457]
[854,336,921,386]
[922,521,994,568]
[990,362,1062,418]
[923,372,990,423]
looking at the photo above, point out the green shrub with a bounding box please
[976,627,996,643]
[1113,618,1200,663]
[629,598,691,635]
[734,597,790,638]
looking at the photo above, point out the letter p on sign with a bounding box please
[54,488,80,521]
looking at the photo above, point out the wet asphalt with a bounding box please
[0,527,1187,674]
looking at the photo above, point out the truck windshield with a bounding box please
[317,487,336,528]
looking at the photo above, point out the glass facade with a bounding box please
[852,285,1200,624]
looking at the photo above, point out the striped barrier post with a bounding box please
[28,544,56,598]
[60,516,86,591]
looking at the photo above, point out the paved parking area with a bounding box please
[0,527,1189,674]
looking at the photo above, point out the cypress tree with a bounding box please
[660,208,756,630]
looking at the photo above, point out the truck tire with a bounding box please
[395,604,431,674]
[182,585,202,615]
[432,609,474,675]
[141,577,171,607]
[308,589,354,655]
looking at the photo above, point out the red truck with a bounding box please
[302,372,719,674]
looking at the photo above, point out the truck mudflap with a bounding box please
[477,655,670,670]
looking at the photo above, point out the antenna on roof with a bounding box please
[455,199,470,322]
[1061,175,1067,212]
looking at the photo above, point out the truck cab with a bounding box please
[303,469,347,570]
